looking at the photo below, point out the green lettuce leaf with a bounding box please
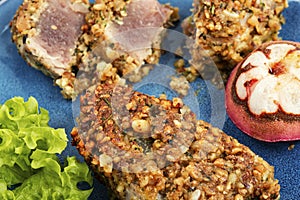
[13,157,93,200]
[0,97,49,131]
[0,129,32,185]
[20,127,67,154]
[0,180,15,200]
[0,97,93,199]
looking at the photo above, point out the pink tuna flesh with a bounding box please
[103,0,172,63]
[26,0,88,76]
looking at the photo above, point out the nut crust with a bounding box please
[72,83,280,199]
[183,0,288,81]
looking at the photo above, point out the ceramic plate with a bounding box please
[0,0,299,199]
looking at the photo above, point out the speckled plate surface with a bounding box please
[0,0,299,199]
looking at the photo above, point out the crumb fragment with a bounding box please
[51,25,57,30]
[288,144,295,151]
[169,75,190,96]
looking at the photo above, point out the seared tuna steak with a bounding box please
[11,0,178,98]
[72,82,280,200]
[11,0,89,98]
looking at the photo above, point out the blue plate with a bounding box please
[0,0,299,199]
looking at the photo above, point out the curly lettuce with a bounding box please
[0,97,93,200]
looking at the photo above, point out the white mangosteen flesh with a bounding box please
[226,41,300,142]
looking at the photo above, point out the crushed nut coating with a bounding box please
[11,0,179,99]
[183,0,288,82]
[72,83,280,200]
